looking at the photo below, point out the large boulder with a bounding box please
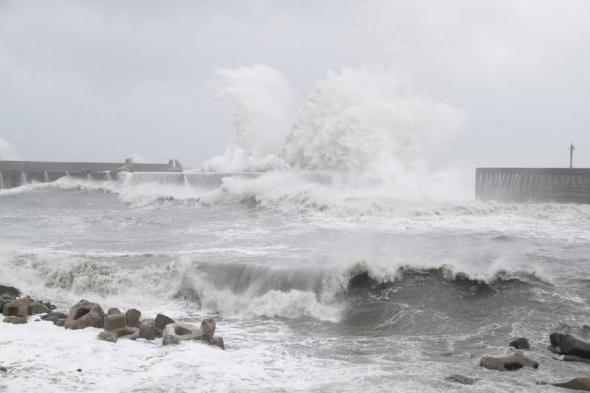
[98,327,140,343]
[139,318,158,340]
[41,311,68,326]
[480,351,539,371]
[125,309,141,328]
[3,299,33,317]
[107,307,122,315]
[510,337,530,350]
[154,313,174,335]
[208,336,225,350]
[200,319,216,341]
[552,378,590,391]
[30,302,50,314]
[0,285,20,298]
[104,313,127,331]
[162,322,201,345]
[64,300,105,330]
[562,355,590,364]
[3,315,27,324]
[550,332,590,359]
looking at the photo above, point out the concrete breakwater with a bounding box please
[0,159,182,189]
[476,168,590,203]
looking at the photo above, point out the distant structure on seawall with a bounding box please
[476,168,590,203]
[0,158,183,189]
[476,143,590,203]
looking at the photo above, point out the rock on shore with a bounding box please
[480,352,538,371]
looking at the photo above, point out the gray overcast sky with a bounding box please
[1,0,589,168]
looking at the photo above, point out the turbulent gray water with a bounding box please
[1,175,590,392]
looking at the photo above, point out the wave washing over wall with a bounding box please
[199,66,469,203]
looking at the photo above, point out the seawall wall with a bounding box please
[476,168,590,203]
[0,160,179,189]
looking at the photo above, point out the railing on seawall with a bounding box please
[476,168,590,203]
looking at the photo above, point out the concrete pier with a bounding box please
[0,159,182,189]
[476,168,590,203]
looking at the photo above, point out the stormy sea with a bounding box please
[2,68,590,392]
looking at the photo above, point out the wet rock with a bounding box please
[104,313,127,331]
[480,351,539,371]
[550,332,590,360]
[3,315,27,324]
[64,300,105,330]
[77,369,82,373]
[510,337,530,350]
[107,307,122,315]
[207,336,225,350]
[139,318,158,340]
[98,327,140,343]
[552,378,590,391]
[562,355,590,364]
[125,308,141,328]
[43,301,56,310]
[154,313,174,334]
[200,319,216,342]
[445,375,476,385]
[98,330,118,343]
[116,326,140,340]
[0,366,6,372]
[30,302,50,314]
[2,299,33,317]
[162,322,201,345]
[0,294,13,313]
[41,311,68,323]
[53,319,65,327]
[0,285,20,298]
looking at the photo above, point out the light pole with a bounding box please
[569,143,575,168]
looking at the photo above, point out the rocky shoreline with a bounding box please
[444,327,590,390]
[1,284,225,372]
[2,284,590,390]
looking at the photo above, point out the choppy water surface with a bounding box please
[1,176,590,392]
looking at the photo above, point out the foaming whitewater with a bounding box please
[3,176,590,392]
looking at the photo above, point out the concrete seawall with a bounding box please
[476,168,590,203]
[0,160,181,189]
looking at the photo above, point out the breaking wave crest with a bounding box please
[0,247,552,325]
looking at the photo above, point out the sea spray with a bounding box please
[201,66,468,201]
[209,65,296,157]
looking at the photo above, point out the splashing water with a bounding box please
[209,65,296,157]
[201,66,467,200]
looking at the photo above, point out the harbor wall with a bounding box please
[0,160,180,189]
[476,168,590,203]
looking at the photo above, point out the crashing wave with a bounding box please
[0,245,554,325]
